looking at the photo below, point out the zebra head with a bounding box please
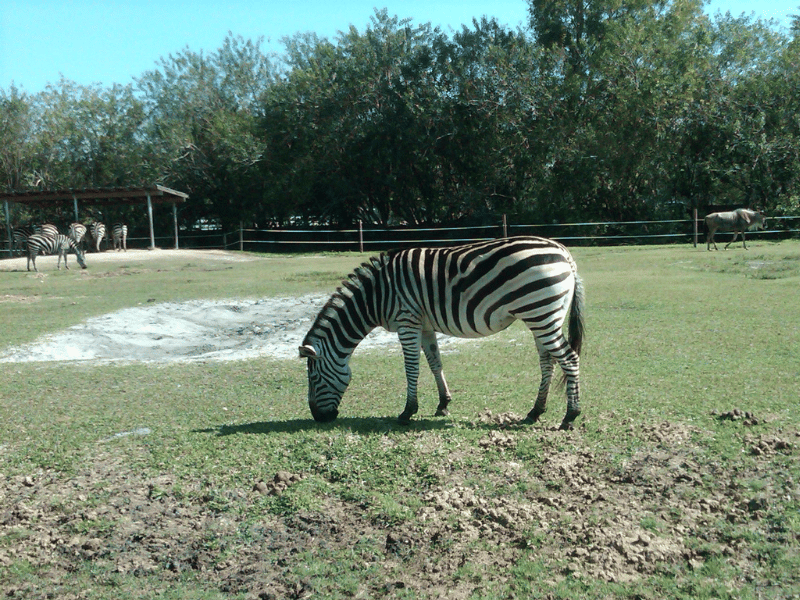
[76,251,87,269]
[299,343,351,422]
[72,244,88,269]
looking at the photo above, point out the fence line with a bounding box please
[3,216,799,255]
[214,215,800,252]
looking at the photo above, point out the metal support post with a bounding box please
[147,194,155,249]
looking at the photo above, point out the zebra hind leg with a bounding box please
[556,348,581,430]
[524,346,555,424]
[422,331,452,417]
[523,334,581,430]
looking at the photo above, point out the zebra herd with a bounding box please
[11,221,129,272]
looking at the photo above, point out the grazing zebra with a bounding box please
[88,221,106,252]
[68,223,88,250]
[26,233,87,272]
[705,208,766,250]
[300,236,586,429]
[112,223,128,251]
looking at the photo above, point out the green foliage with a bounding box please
[3,4,800,233]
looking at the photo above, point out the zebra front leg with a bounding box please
[397,327,423,424]
[58,250,68,270]
[421,330,452,416]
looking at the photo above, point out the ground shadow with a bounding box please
[194,415,456,437]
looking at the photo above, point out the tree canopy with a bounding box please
[3,1,799,233]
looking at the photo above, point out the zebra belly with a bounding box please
[426,312,516,338]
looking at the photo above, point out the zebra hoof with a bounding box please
[525,406,546,423]
[434,408,449,417]
[558,408,581,431]
[398,412,413,425]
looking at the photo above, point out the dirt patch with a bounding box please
[2,414,796,598]
[0,248,254,272]
[0,294,470,364]
[1,247,468,364]
[0,294,39,303]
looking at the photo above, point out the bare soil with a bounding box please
[2,414,796,598]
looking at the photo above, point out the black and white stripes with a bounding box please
[26,234,87,272]
[69,223,88,249]
[300,236,585,429]
[11,226,36,256]
[112,223,128,251]
[89,222,106,252]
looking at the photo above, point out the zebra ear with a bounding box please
[299,345,319,359]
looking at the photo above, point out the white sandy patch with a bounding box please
[0,295,465,364]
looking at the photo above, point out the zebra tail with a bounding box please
[554,273,585,390]
[568,273,585,357]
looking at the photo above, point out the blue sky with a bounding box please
[1,0,796,94]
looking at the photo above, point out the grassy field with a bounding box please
[1,241,798,599]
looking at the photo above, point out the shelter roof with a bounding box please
[0,185,189,208]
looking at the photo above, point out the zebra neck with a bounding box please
[310,289,380,357]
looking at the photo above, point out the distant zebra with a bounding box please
[26,233,87,272]
[39,223,60,239]
[705,208,766,250]
[11,226,35,256]
[68,223,88,250]
[88,222,106,252]
[112,223,128,251]
[300,236,586,429]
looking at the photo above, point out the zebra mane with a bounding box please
[305,253,391,341]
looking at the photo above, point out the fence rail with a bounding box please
[216,215,800,253]
[3,216,800,256]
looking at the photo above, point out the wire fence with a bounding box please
[210,215,800,253]
[4,215,800,256]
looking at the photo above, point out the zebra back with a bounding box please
[39,224,60,238]
[69,223,87,244]
[89,222,106,252]
[112,223,128,251]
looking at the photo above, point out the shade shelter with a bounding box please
[2,185,189,257]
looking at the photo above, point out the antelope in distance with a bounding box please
[705,208,766,250]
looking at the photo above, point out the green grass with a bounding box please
[1,240,799,599]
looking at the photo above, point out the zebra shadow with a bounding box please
[195,416,455,437]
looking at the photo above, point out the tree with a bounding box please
[0,86,35,192]
[137,34,276,230]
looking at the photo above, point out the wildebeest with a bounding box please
[705,208,766,251]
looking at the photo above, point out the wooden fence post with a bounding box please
[239,222,244,252]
